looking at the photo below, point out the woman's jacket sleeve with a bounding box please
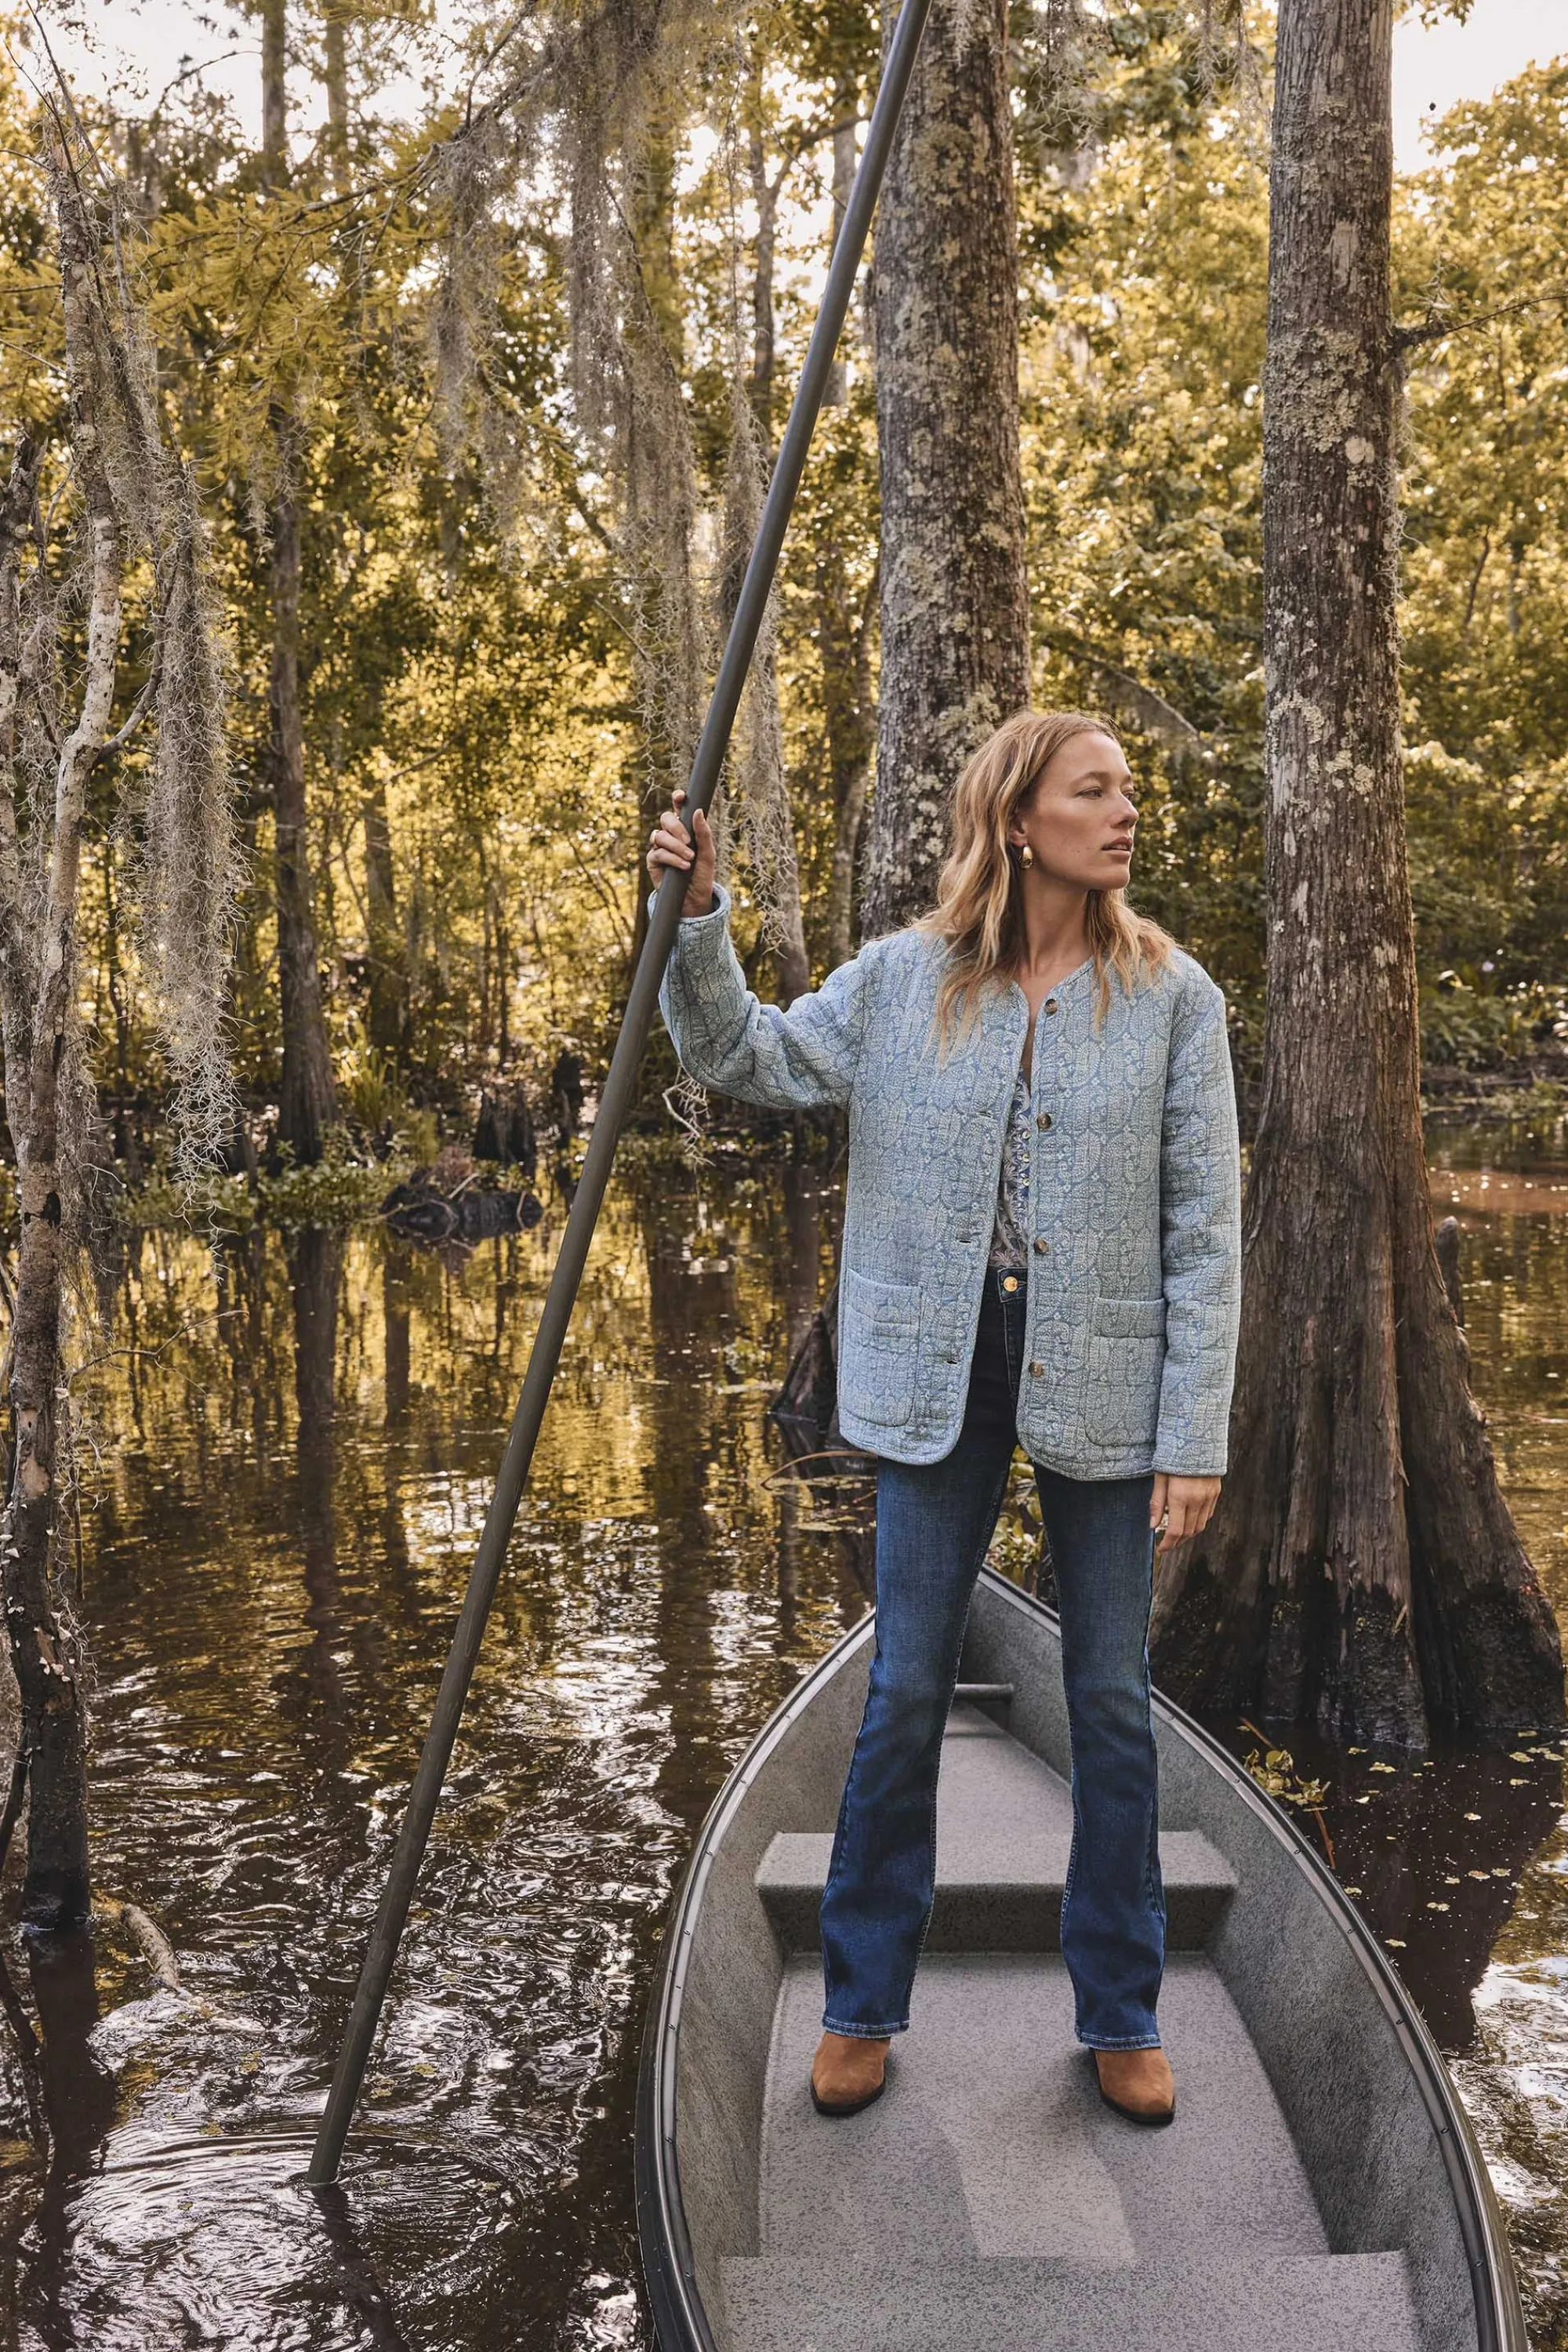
[1153,971,1243,1477]
[649,880,876,1112]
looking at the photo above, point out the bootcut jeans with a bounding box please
[819,1265,1166,2050]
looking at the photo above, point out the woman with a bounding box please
[645,708,1241,2133]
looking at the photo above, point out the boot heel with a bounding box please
[811,2074,887,2119]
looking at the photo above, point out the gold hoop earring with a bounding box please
[1018,842,1034,868]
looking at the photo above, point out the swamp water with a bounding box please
[0,1127,1563,2348]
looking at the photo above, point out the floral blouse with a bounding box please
[988,1058,1033,1269]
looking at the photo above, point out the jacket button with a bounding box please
[938,1348,957,1363]
[1033,1236,1049,1254]
[1044,997,1058,1014]
[1036,1111,1051,1131]
[1030,1361,1045,1377]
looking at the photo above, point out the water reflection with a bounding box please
[0,1161,873,2346]
[0,1127,1558,2346]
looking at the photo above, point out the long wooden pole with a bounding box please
[307,0,934,2187]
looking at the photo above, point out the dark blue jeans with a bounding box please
[819,1267,1165,2050]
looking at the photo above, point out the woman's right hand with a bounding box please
[647,786,716,917]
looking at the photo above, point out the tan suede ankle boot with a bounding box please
[811,2031,891,2118]
[1094,2045,1176,2125]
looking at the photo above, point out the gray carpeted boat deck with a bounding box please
[723,1703,1423,2352]
[755,1708,1237,1953]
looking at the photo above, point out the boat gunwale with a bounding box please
[635,1565,1527,2352]
[636,1606,877,2352]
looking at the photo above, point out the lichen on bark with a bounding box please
[863,0,1030,938]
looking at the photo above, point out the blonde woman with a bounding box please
[645,710,1241,2132]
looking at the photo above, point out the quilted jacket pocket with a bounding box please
[838,1269,922,1428]
[1086,1294,1167,1450]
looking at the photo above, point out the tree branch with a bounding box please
[94,656,159,760]
[1396,284,1568,354]
[0,435,43,1145]
[564,822,633,956]
[1040,627,1204,748]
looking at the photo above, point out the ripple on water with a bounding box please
[0,1141,1561,2346]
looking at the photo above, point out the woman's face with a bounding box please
[1007,729,1138,891]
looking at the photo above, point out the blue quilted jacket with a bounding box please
[652,882,1242,1478]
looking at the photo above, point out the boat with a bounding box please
[636,1561,1526,2351]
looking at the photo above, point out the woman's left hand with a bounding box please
[1149,1473,1221,1552]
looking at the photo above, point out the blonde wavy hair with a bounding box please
[914,708,1175,1055]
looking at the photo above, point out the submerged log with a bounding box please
[91,1895,180,1991]
[380,1175,541,1245]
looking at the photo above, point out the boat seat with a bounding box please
[720,2251,1423,2352]
[755,1712,1236,1952]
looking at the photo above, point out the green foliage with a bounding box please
[0,10,1561,1203]
[339,1037,405,1136]
[1399,64,1568,993]
[1011,31,1566,1063]
[1420,975,1568,1072]
[1014,20,1269,1029]
[125,1153,399,1232]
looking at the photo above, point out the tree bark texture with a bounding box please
[746,93,778,447]
[260,5,336,1164]
[322,5,350,195]
[1148,0,1564,1747]
[824,82,858,411]
[260,0,288,183]
[862,0,1030,938]
[725,65,810,1007]
[0,177,133,1928]
[362,777,405,1055]
[818,542,877,970]
[0,441,41,1121]
[721,444,809,1005]
[623,122,707,999]
[266,441,339,1163]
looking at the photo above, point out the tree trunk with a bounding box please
[261,4,337,1163]
[7,587,103,1924]
[267,436,338,1163]
[819,547,877,970]
[0,176,130,1929]
[862,0,1030,938]
[1148,0,1564,1747]
[746,99,777,446]
[731,71,809,1007]
[824,82,858,411]
[492,880,512,1063]
[362,776,405,1055]
[260,0,287,179]
[821,57,869,966]
[622,121,706,1000]
[0,442,40,1114]
[322,5,350,195]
